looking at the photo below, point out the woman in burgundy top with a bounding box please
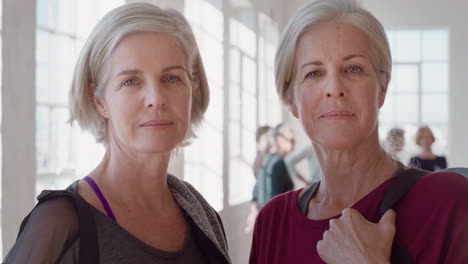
[249,0,468,263]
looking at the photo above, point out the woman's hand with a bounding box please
[317,208,396,264]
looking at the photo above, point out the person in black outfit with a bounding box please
[409,126,447,172]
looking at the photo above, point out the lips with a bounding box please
[320,111,355,118]
[140,120,174,126]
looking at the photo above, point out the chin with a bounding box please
[310,131,361,150]
[136,139,181,154]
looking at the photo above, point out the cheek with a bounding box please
[175,91,193,121]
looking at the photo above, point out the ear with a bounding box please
[289,100,299,119]
[94,96,109,119]
[89,83,109,119]
[285,85,300,119]
[378,72,390,108]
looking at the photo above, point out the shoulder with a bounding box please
[4,196,79,263]
[395,172,468,261]
[396,170,468,226]
[257,189,298,220]
[31,196,80,234]
[410,171,467,199]
[167,174,208,204]
[167,175,229,255]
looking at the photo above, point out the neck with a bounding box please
[89,143,174,211]
[422,145,433,154]
[313,131,397,209]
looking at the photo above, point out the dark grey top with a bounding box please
[4,197,207,264]
[4,175,230,264]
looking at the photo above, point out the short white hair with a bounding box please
[275,0,392,105]
[69,2,209,145]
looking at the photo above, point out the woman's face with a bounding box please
[290,22,388,150]
[419,130,434,148]
[276,129,295,155]
[96,32,193,154]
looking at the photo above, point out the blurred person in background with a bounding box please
[285,144,321,185]
[246,125,272,232]
[385,128,405,159]
[410,126,447,172]
[245,123,295,232]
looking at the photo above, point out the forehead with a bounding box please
[295,22,370,64]
[108,32,187,71]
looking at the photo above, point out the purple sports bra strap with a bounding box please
[83,176,117,222]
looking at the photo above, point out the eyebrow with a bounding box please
[343,54,367,61]
[299,54,367,70]
[114,65,187,78]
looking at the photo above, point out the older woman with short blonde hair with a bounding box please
[410,126,447,172]
[5,3,230,264]
[250,0,468,263]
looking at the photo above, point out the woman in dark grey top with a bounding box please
[4,3,230,264]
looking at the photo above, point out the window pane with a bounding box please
[422,63,448,92]
[76,0,98,38]
[200,35,223,86]
[392,64,419,93]
[229,121,241,158]
[201,0,223,41]
[36,30,50,102]
[36,106,50,172]
[394,30,421,62]
[241,91,256,140]
[395,94,418,123]
[422,30,449,61]
[56,0,76,34]
[230,82,240,121]
[242,56,256,97]
[380,93,395,124]
[36,0,50,27]
[229,158,254,205]
[230,18,256,58]
[386,31,397,58]
[422,93,448,124]
[53,35,75,104]
[230,48,240,83]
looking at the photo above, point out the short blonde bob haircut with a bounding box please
[69,3,209,145]
[415,126,435,146]
[275,0,392,105]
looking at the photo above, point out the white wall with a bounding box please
[282,0,468,167]
[1,0,36,256]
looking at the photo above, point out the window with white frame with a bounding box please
[184,0,282,209]
[228,6,281,206]
[380,30,449,163]
[35,0,123,194]
[184,0,225,211]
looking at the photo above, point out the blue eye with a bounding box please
[123,79,138,86]
[165,75,181,83]
[346,66,363,73]
[305,71,322,78]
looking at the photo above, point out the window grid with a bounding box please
[381,29,449,160]
[35,0,122,194]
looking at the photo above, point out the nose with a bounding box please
[325,73,346,98]
[144,82,166,109]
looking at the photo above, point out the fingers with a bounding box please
[379,209,396,226]
[317,236,335,263]
[379,209,396,241]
